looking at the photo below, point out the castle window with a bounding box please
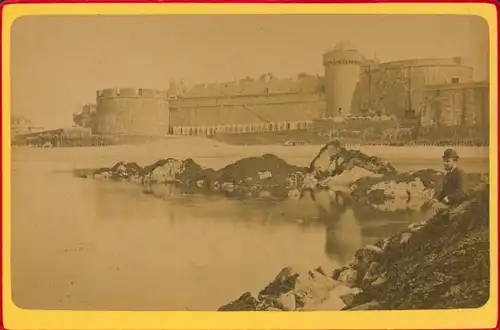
[451,77,460,84]
[264,88,269,93]
[138,88,143,95]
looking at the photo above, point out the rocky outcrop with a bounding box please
[78,154,308,200]
[218,184,490,311]
[76,147,487,211]
[349,169,487,212]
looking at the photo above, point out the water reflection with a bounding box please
[13,168,415,310]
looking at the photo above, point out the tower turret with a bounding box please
[323,40,364,118]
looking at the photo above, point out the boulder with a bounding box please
[275,292,296,311]
[350,170,486,212]
[344,300,381,311]
[218,292,261,311]
[338,268,359,288]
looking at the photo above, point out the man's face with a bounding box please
[443,158,457,171]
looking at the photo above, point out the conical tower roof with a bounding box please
[328,39,358,53]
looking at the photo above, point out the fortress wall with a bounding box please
[170,93,325,126]
[170,92,323,108]
[94,88,169,136]
[180,76,324,98]
[352,61,474,117]
[421,81,489,128]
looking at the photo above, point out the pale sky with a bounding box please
[11,14,489,129]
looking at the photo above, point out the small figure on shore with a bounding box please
[424,148,466,216]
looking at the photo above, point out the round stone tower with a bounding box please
[323,40,364,118]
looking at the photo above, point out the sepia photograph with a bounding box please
[6,5,495,325]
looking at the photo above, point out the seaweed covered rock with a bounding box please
[80,154,309,199]
[142,158,208,186]
[92,161,144,182]
[77,146,486,212]
[361,184,490,310]
[350,169,487,212]
[206,154,307,198]
[308,142,397,182]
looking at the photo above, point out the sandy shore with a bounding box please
[11,136,490,170]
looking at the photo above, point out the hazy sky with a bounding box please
[11,14,489,129]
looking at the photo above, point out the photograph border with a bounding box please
[1,1,499,329]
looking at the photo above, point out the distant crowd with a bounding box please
[341,140,488,147]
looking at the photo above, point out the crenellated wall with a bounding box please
[93,88,170,136]
[175,75,324,98]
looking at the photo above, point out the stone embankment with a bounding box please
[218,183,490,311]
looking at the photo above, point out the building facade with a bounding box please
[421,81,489,129]
[11,115,44,141]
[75,41,485,137]
[353,57,474,118]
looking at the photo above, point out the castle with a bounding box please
[74,40,489,137]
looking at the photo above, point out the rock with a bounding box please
[370,273,388,287]
[350,169,485,212]
[338,287,363,305]
[332,268,343,281]
[374,238,390,251]
[218,292,260,311]
[258,266,301,300]
[338,268,359,288]
[361,262,383,287]
[294,270,339,295]
[290,270,341,308]
[303,290,347,311]
[354,245,385,272]
[275,292,296,311]
[345,300,381,311]
[399,232,412,244]
[408,222,425,232]
[259,191,271,198]
[287,189,301,200]
[258,170,273,180]
[222,182,235,192]
[314,264,335,278]
[94,171,112,180]
[143,159,186,183]
[265,307,282,311]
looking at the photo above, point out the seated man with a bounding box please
[424,148,466,218]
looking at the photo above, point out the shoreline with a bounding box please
[12,139,490,165]
[219,183,490,311]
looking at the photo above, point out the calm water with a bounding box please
[10,144,489,311]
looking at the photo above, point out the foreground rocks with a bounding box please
[218,184,490,311]
[349,169,487,212]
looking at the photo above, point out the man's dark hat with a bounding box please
[443,148,459,160]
